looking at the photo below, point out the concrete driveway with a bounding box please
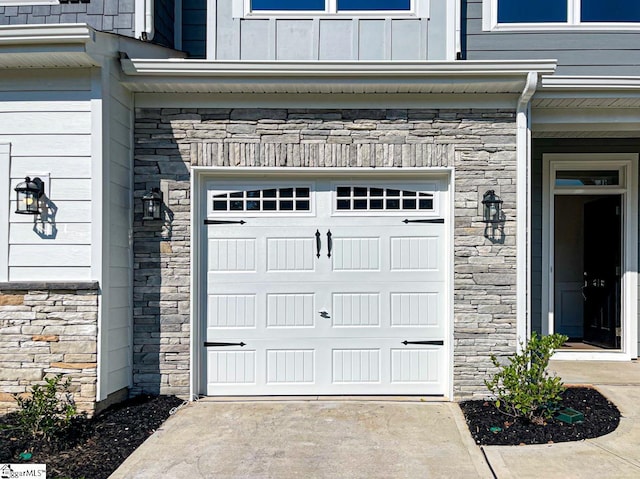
[109,399,493,479]
[110,361,640,479]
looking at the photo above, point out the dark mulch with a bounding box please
[461,386,620,446]
[0,394,183,479]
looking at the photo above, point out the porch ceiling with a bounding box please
[533,75,640,138]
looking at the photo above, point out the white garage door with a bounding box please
[203,179,449,395]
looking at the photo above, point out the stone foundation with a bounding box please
[133,108,518,399]
[0,282,99,414]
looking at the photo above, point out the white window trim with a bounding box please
[234,0,429,19]
[482,0,640,32]
[0,0,59,5]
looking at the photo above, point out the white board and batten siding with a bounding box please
[0,69,94,282]
[203,178,451,396]
[211,0,453,61]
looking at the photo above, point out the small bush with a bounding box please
[485,333,568,423]
[14,374,78,441]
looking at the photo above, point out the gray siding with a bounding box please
[0,0,136,38]
[182,0,206,57]
[464,0,640,75]
[212,0,447,61]
[530,138,640,337]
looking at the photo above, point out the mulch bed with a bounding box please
[461,386,621,446]
[0,394,183,479]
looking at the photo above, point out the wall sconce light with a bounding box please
[15,176,45,215]
[142,187,163,220]
[481,190,503,224]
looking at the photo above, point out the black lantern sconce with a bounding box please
[481,190,503,224]
[142,187,163,221]
[15,176,45,215]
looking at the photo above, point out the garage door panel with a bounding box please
[390,348,441,384]
[266,349,315,384]
[390,292,439,327]
[208,284,445,339]
[267,293,316,328]
[332,237,381,271]
[332,349,381,383]
[208,294,257,328]
[208,238,257,272]
[390,236,440,271]
[205,339,445,395]
[266,237,316,272]
[207,349,256,385]
[331,293,380,327]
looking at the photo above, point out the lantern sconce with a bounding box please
[142,187,163,221]
[15,176,45,215]
[481,190,503,225]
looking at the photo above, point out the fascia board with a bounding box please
[0,23,95,46]
[541,75,640,91]
[121,59,558,78]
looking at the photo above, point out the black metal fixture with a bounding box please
[481,190,503,224]
[204,341,246,347]
[142,187,163,221]
[204,219,246,225]
[14,176,44,215]
[402,340,445,346]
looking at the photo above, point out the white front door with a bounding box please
[203,179,449,395]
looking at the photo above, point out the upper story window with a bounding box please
[485,0,640,30]
[250,0,411,13]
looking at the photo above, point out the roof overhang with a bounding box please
[119,59,558,95]
[0,24,100,68]
[533,75,640,138]
[0,24,184,69]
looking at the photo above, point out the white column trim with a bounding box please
[0,143,10,282]
[90,67,105,400]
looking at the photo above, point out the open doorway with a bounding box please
[543,154,638,359]
[554,195,621,349]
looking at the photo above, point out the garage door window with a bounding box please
[212,187,311,212]
[335,186,434,211]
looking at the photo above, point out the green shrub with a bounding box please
[14,374,78,441]
[484,333,568,423]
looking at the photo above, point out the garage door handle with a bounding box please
[327,230,332,258]
[315,230,321,258]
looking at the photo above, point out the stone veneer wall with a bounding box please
[133,108,518,399]
[0,283,99,414]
